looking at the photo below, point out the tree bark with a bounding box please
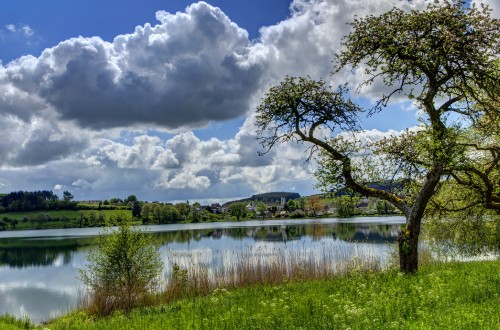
[398,216,420,273]
[397,167,443,273]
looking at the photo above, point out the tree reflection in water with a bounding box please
[0,222,403,268]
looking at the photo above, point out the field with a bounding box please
[2,260,498,330]
[0,209,132,230]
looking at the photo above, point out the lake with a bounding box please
[0,216,404,323]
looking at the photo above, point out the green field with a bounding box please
[2,260,498,330]
[0,209,132,230]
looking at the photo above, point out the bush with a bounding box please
[79,221,163,315]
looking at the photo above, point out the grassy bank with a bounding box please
[4,260,498,329]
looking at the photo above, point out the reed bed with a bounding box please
[155,241,384,304]
[77,240,388,314]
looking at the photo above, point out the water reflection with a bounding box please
[0,237,94,268]
[0,218,404,322]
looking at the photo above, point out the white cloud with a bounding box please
[72,179,92,189]
[4,24,34,37]
[6,24,17,33]
[157,172,211,190]
[21,25,33,37]
[2,2,263,131]
[53,184,64,191]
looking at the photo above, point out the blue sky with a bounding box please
[0,0,497,203]
[0,0,291,63]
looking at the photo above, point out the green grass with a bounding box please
[31,260,498,330]
[0,210,131,230]
[0,315,33,330]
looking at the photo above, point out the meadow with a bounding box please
[0,209,132,230]
[1,260,498,329]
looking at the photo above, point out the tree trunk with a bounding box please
[398,230,418,273]
[398,214,422,273]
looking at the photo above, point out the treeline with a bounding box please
[0,191,77,212]
[140,202,221,224]
[250,192,300,202]
[228,192,301,205]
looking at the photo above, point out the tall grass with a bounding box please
[119,242,385,309]
[76,241,386,314]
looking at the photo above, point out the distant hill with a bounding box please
[333,180,408,196]
[225,192,301,205]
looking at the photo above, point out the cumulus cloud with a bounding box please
[0,0,431,136]
[53,184,64,191]
[2,2,263,131]
[0,114,89,166]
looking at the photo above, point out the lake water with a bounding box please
[0,216,404,323]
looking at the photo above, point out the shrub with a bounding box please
[79,221,163,315]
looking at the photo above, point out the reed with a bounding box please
[152,242,384,306]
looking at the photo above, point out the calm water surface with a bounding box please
[0,217,404,323]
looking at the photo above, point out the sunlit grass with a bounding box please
[43,260,500,330]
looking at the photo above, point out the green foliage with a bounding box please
[63,190,74,201]
[124,195,138,204]
[79,221,163,315]
[255,201,268,216]
[147,204,182,224]
[376,200,395,215]
[0,190,77,212]
[334,196,359,218]
[425,213,500,257]
[175,203,191,220]
[228,202,247,221]
[47,261,500,330]
[131,202,141,218]
[0,315,33,330]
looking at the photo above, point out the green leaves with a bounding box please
[337,0,500,115]
[80,221,163,315]
[256,76,361,155]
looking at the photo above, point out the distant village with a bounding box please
[81,191,400,219]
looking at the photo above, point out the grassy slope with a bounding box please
[35,260,499,330]
[0,209,129,230]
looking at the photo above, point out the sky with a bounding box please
[0,0,498,204]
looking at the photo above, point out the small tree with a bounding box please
[125,195,138,204]
[63,190,74,202]
[79,221,163,315]
[376,200,395,215]
[307,196,324,217]
[132,202,142,218]
[228,202,247,221]
[256,201,268,218]
[61,216,69,228]
[335,196,359,218]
